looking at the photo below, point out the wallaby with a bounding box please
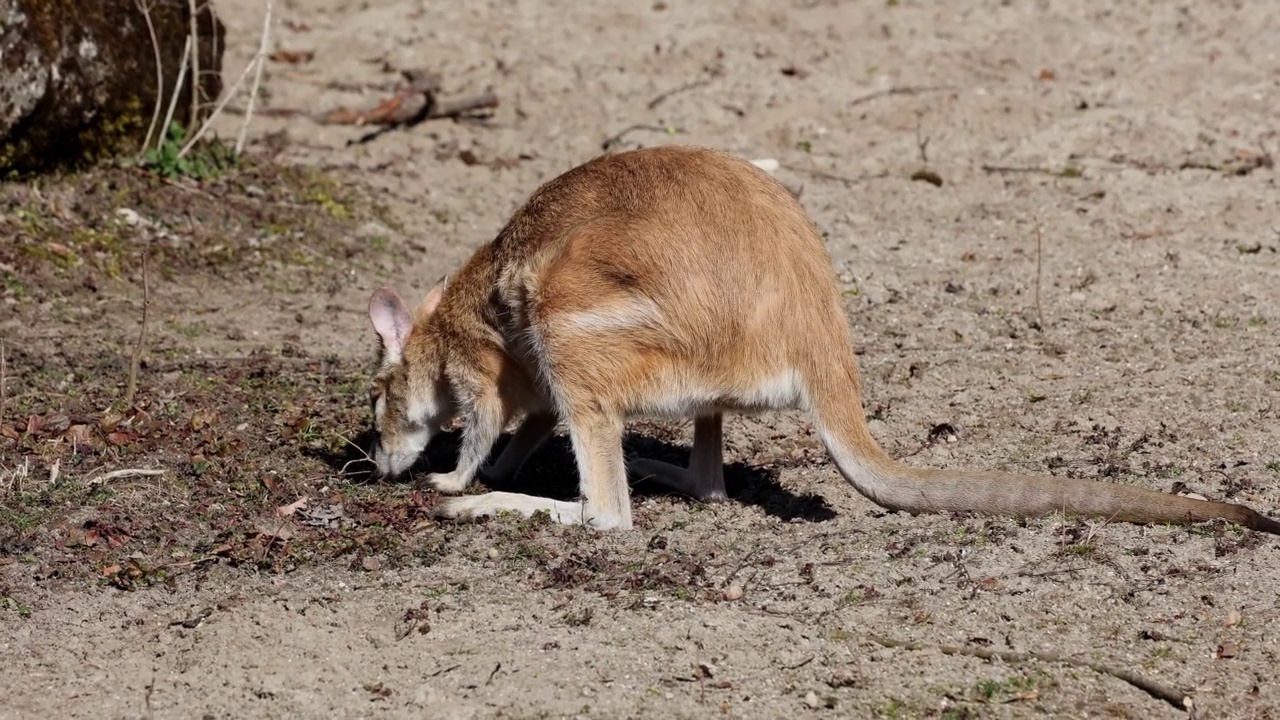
[365,144,1279,535]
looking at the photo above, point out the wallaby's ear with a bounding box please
[415,277,447,318]
[369,287,413,362]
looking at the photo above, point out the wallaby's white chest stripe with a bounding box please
[555,297,664,334]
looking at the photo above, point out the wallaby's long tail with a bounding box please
[808,360,1280,536]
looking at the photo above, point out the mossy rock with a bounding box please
[0,0,225,178]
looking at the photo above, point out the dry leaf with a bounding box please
[65,424,97,449]
[106,431,136,446]
[1215,640,1240,659]
[276,496,310,517]
[255,519,295,542]
[269,49,315,64]
[190,409,218,431]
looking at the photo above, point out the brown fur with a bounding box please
[366,144,1280,534]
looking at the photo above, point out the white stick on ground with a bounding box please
[88,468,166,486]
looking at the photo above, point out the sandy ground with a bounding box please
[4,0,1280,718]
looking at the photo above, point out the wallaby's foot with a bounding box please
[627,457,728,502]
[421,471,470,494]
[435,492,631,530]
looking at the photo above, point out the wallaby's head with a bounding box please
[366,283,454,479]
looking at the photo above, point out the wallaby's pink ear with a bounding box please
[416,277,447,318]
[369,287,413,362]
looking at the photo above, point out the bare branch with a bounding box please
[188,0,201,130]
[158,36,193,149]
[124,252,151,407]
[236,0,274,156]
[868,634,1189,711]
[136,0,164,153]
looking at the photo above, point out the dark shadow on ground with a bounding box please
[308,425,836,523]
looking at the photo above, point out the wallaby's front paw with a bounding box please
[421,471,470,494]
[436,495,495,520]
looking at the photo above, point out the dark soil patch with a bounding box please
[0,156,423,589]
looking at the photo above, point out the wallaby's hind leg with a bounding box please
[627,414,727,502]
[479,411,557,485]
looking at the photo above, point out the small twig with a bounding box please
[168,606,214,629]
[124,252,151,407]
[601,124,678,151]
[159,555,219,570]
[1,338,7,421]
[89,468,166,486]
[150,355,320,370]
[236,0,273,156]
[337,434,376,478]
[429,664,461,678]
[426,92,499,120]
[647,78,711,110]
[158,36,193,149]
[136,0,165,153]
[485,662,502,685]
[720,544,761,588]
[205,1,219,100]
[778,164,888,186]
[244,72,496,144]
[914,110,930,163]
[1033,216,1044,328]
[188,0,201,131]
[179,21,264,157]
[259,517,289,566]
[783,655,815,670]
[980,164,1054,175]
[867,634,1189,711]
[849,85,957,108]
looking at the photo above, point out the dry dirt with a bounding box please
[3,0,1280,718]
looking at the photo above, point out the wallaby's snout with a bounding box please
[368,421,433,481]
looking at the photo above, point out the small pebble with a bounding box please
[723,585,744,601]
[803,690,820,709]
[488,547,500,559]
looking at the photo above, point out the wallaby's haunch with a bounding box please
[366,145,1280,535]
